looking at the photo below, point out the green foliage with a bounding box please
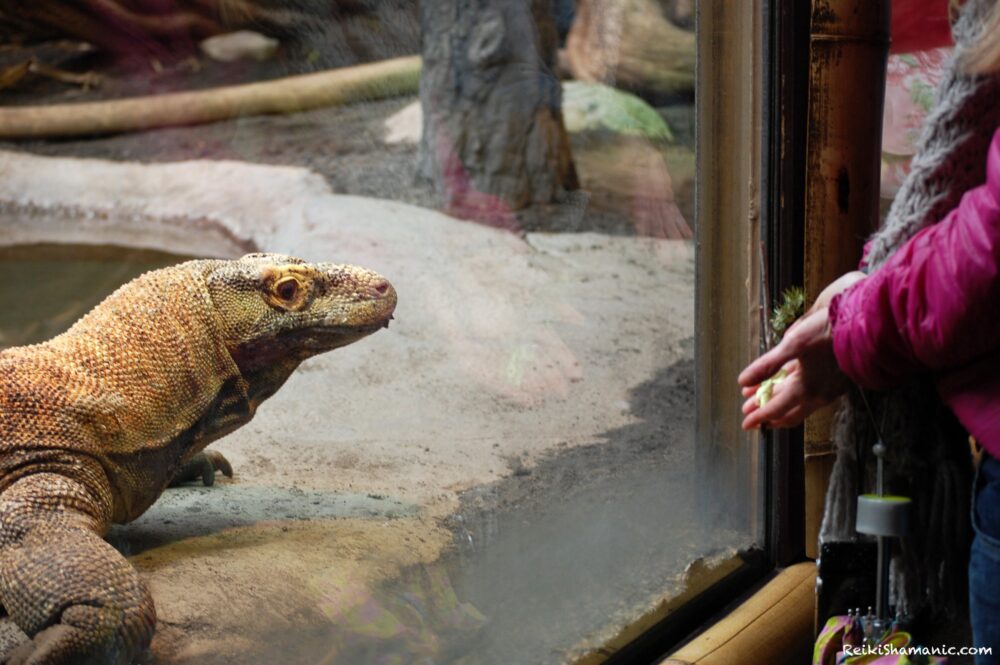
[754,286,806,406]
[769,286,806,346]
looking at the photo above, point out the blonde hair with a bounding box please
[960,0,1000,73]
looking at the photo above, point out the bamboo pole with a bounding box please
[802,1,889,559]
[664,563,816,665]
[0,55,421,139]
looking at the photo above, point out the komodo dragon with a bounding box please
[0,253,397,664]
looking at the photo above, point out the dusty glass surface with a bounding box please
[0,1,760,663]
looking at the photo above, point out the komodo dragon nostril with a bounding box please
[374,281,390,295]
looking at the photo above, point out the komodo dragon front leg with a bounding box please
[0,473,155,665]
[0,253,397,664]
[168,450,233,487]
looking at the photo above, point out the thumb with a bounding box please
[738,309,827,387]
[738,337,799,388]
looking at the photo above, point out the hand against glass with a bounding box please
[737,271,867,430]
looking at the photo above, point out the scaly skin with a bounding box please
[0,253,396,664]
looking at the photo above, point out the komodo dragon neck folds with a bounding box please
[0,253,397,664]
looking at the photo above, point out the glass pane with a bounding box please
[0,1,761,662]
[880,47,951,221]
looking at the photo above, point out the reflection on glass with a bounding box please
[0,0,758,662]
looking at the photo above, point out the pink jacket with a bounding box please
[829,128,1000,456]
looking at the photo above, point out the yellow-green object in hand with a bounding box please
[755,368,788,406]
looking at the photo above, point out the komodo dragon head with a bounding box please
[205,252,396,402]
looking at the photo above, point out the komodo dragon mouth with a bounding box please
[269,312,396,353]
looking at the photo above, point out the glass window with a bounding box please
[880,47,951,220]
[0,1,767,661]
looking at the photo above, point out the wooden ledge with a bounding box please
[662,562,815,665]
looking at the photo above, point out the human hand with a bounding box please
[737,271,866,430]
[810,271,867,312]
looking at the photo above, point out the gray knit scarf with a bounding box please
[819,0,1000,620]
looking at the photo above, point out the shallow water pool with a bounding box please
[0,243,194,349]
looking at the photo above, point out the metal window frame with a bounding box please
[600,0,812,660]
[695,0,811,574]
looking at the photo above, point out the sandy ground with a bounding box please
[0,150,695,502]
[0,141,728,662]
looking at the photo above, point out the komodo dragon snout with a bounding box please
[209,253,397,375]
[0,251,396,665]
[213,253,396,340]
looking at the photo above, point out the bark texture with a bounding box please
[418,0,578,227]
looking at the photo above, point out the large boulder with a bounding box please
[564,0,695,103]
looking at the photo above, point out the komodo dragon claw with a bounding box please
[168,450,234,487]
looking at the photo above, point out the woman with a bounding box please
[738,0,1000,656]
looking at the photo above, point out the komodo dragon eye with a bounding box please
[261,269,311,311]
[275,278,300,302]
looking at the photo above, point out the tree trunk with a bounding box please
[418,0,578,229]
